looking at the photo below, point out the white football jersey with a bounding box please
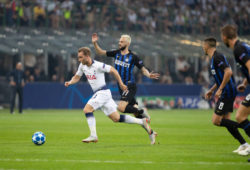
[76,60,111,92]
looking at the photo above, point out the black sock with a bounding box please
[239,119,250,137]
[124,105,143,114]
[220,119,246,144]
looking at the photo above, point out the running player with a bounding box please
[203,37,249,153]
[65,47,156,144]
[92,33,160,122]
[221,25,250,155]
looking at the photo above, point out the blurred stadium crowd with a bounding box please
[1,0,250,34]
[0,0,249,86]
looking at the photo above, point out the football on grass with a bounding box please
[32,131,46,145]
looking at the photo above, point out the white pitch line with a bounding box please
[0,158,249,166]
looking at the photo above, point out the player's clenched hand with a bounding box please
[214,89,222,98]
[149,72,160,79]
[120,83,128,92]
[237,84,246,92]
[64,81,71,87]
[205,90,213,100]
[92,33,98,43]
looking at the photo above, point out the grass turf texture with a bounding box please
[0,109,249,170]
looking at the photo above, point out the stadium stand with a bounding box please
[0,0,250,108]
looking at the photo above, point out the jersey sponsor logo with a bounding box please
[211,69,216,75]
[86,75,97,80]
[115,59,130,67]
[236,62,242,68]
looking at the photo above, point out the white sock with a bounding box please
[124,115,143,125]
[85,113,97,137]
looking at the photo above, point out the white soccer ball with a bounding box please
[32,131,46,145]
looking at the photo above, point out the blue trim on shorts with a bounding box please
[94,85,108,93]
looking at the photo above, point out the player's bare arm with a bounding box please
[205,84,217,100]
[238,60,250,92]
[65,75,81,87]
[215,67,232,98]
[238,78,248,92]
[141,67,160,79]
[92,33,107,56]
[109,67,127,91]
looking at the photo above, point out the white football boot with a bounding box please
[238,146,250,156]
[149,131,158,145]
[233,144,249,153]
[82,136,98,143]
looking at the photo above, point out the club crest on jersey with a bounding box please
[125,57,129,62]
[86,75,96,80]
[211,69,216,75]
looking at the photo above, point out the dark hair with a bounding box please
[220,25,237,39]
[78,47,91,56]
[204,37,217,48]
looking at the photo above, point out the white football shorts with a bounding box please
[87,89,117,116]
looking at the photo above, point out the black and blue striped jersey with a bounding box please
[234,40,250,83]
[210,51,237,98]
[106,50,144,85]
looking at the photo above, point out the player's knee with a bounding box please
[113,118,120,122]
[83,108,90,114]
[110,116,120,122]
[117,104,125,113]
[235,113,241,122]
[212,119,220,126]
[235,112,244,123]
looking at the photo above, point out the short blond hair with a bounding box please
[78,47,91,56]
[121,34,131,44]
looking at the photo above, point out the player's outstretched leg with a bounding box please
[132,104,151,120]
[212,113,249,153]
[236,105,250,138]
[108,112,157,144]
[82,105,98,143]
[118,101,151,121]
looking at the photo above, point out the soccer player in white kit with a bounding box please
[65,47,156,144]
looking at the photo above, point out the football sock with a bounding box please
[141,125,154,135]
[85,112,97,137]
[124,105,143,114]
[220,119,246,144]
[238,119,250,137]
[119,115,143,125]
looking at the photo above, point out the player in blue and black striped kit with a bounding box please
[92,33,159,141]
[221,25,250,156]
[203,37,249,154]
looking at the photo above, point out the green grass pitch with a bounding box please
[0,109,249,170]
